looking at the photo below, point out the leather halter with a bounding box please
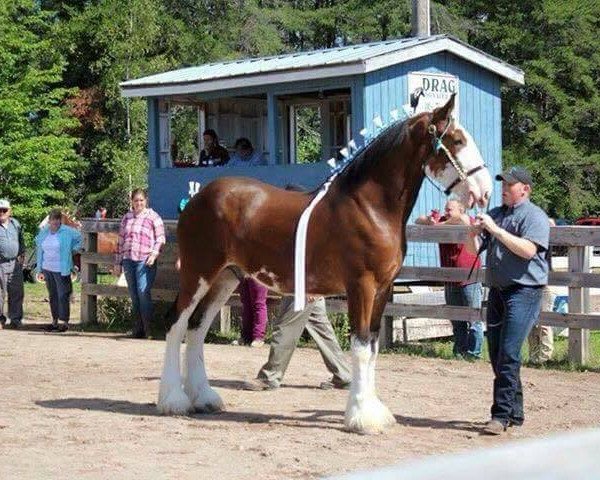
[427,119,486,196]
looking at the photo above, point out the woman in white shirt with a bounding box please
[35,209,82,332]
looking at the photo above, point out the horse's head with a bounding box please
[422,94,492,209]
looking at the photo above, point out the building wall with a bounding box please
[146,54,503,269]
[148,163,332,219]
[363,53,502,267]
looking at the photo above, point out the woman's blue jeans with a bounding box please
[122,259,157,335]
[444,282,484,358]
[486,285,543,426]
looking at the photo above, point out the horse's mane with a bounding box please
[331,116,414,191]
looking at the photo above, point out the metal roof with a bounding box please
[121,34,524,97]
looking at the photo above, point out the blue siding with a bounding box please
[364,53,502,267]
[149,163,332,219]
[147,53,505,272]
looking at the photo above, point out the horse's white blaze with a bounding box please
[345,335,395,434]
[157,278,209,415]
[425,123,491,208]
[184,269,239,413]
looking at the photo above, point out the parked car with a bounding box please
[574,216,600,255]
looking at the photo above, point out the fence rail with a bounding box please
[79,219,599,364]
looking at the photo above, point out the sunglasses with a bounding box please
[0,209,9,213]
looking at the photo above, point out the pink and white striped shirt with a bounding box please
[116,208,165,264]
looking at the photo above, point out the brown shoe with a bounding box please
[482,419,506,435]
[242,378,278,391]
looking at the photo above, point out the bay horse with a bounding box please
[157,94,492,434]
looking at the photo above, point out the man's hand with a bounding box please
[17,254,24,264]
[113,265,122,276]
[475,213,501,237]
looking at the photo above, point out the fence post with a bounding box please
[378,315,395,350]
[567,246,591,365]
[219,306,231,334]
[80,230,98,324]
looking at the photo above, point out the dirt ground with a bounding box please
[1,322,599,480]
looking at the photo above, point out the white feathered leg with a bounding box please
[344,334,394,434]
[157,280,208,415]
[184,269,239,413]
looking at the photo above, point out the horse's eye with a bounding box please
[453,139,463,146]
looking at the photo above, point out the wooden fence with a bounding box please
[79,219,600,364]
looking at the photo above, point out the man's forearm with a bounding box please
[493,228,537,259]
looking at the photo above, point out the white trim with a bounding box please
[120,37,524,98]
[363,38,524,85]
[121,64,364,98]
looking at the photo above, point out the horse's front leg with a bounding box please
[344,281,395,434]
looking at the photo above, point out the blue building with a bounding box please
[120,34,523,266]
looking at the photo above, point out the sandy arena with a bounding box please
[1,324,599,479]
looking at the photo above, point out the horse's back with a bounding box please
[177,176,311,283]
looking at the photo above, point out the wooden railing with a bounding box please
[79,219,600,364]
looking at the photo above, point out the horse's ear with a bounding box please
[431,93,456,125]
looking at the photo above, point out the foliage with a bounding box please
[446,0,600,218]
[328,312,351,350]
[0,1,81,243]
[295,106,322,164]
[1,0,599,249]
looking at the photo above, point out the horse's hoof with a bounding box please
[157,388,192,416]
[190,388,224,414]
[344,397,395,434]
[194,402,224,414]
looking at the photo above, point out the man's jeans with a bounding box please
[444,283,483,358]
[122,259,157,335]
[486,285,543,426]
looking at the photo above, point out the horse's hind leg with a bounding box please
[157,279,210,415]
[185,268,240,413]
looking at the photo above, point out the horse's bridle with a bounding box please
[427,118,486,196]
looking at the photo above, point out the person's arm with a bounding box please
[16,220,25,261]
[114,216,127,274]
[415,214,435,225]
[71,227,83,253]
[146,213,165,266]
[475,213,538,259]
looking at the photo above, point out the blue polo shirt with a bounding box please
[484,199,550,288]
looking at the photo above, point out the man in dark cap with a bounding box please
[469,166,550,435]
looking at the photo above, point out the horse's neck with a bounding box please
[359,139,426,221]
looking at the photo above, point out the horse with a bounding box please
[157,94,492,434]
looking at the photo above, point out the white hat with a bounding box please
[0,199,10,209]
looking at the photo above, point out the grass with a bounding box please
[385,332,600,372]
[22,278,600,371]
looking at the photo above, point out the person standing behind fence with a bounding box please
[35,208,82,332]
[0,199,25,329]
[236,276,269,347]
[527,218,556,364]
[114,189,165,339]
[415,199,483,359]
[469,166,550,435]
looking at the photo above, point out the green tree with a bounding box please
[0,1,81,242]
[448,0,600,218]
